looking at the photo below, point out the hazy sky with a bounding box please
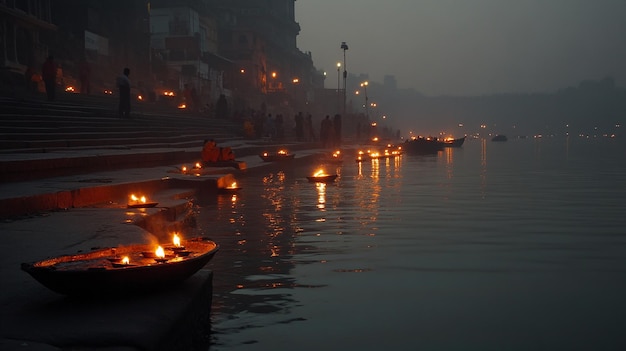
[295,0,626,96]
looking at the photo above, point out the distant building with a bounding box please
[0,0,56,92]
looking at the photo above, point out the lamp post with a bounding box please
[336,62,341,114]
[361,81,369,120]
[341,41,348,116]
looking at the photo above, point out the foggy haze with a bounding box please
[296,0,626,96]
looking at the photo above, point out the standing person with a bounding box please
[183,84,193,111]
[216,94,228,119]
[41,55,57,101]
[320,115,333,148]
[333,114,342,147]
[79,59,91,94]
[275,114,284,141]
[116,67,131,118]
[294,112,304,141]
[305,114,315,141]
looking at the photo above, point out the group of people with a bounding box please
[320,114,342,148]
[201,139,235,163]
[294,112,317,142]
[26,54,132,118]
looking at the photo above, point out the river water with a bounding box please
[199,137,626,351]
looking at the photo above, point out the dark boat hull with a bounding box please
[259,154,295,162]
[403,139,444,154]
[444,136,466,148]
[306,174,338,183]
[21,237,219,296]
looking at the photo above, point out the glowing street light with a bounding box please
[341,41,349,116]
[360,81,369,119]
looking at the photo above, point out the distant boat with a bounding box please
[259,150,295,162]
[403,137,444,154]
[491,135,508,142]
[443,136,466,148]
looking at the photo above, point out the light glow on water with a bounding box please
[201,138,626,350]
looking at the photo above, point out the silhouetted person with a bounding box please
[216,94,228,119]
[275,114,284,140]
[79,59,90,94]
[295,112,304,141]
[116,67,131,118]
[320,115,333,148]
[41,55,56,101]
[333,114,342,146]
[24,64,37,93]
[305,114,315,141]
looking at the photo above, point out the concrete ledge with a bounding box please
[1,270,214,351]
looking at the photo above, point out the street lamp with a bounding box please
[341,41,348,116]
[360,81,369,119]
[336,62,341,113]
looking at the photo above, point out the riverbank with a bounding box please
[0,144,326,350]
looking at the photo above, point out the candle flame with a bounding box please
[121,256,130,265]
[173,234,181,247]
[314,169,326,177]
[155,246,165,258]
[130,194,147,203]
[195,162,202,169]
[182,165,187,172]
[229,182,238,188]
[278,149,287,155]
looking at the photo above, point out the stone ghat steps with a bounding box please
[0,95,249,181]
[0,96,243,153]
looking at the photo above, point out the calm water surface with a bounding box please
[200,137,626,351]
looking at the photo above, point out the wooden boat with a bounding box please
[403,137,444,154]
[319,151,344,164]
[21,237,219,296]
[306,174,338,183]
[443,136,466,148]
[218,186,242,194]
[202,160,246,169]
[259,151,295,162]
[491,134,508,142]
[127,202,158,208]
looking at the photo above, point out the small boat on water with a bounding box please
[21,237,219,296]
[259,150,295,162]
[306,169,338,183]
[403,137,444,154]
[443,136,466,148]
[319,150,344,164]
[492,135,508,142]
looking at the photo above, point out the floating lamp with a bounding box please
[127,194,158,208]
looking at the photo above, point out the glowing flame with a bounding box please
[65,86,75,92]
[137,95,143,101]
[195,162,202,169]
[313,169,327,177]
[129,194,147,203]
[178,103,187,109]
[173,234,181,247]
[278,149,287,155]
[104,89,113,95]
[163,91,175,97]
[182,165,187,172]
[263,152,268,157]
[155,246,165,258]
[229,182,238,189]
[121,256,130,265]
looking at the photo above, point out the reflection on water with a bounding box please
[201,138,626,350]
